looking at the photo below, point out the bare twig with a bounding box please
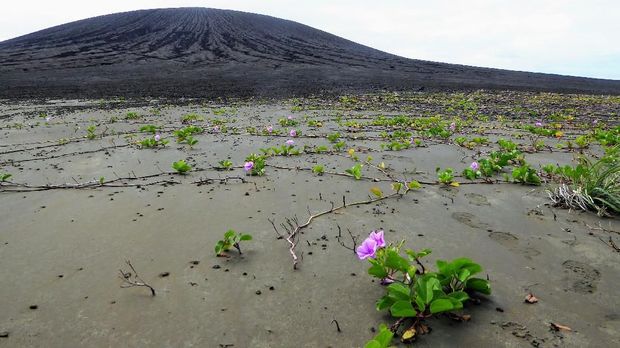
[119,260,156,296]
[270,191,406,269]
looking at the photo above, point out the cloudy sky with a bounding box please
[1,0,618,79]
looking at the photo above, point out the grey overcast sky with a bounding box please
[1,0,618,79]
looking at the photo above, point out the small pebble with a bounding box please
[255,290,262,295]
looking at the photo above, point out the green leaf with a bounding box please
[390,300,417,317]
[415,275,440,304]
[466,278,491,295]
[436,260,450,275]
[370,186,383,197]
[387,283,411,301]
[374,325,394,347]
[364,324,394,348]
[407,180,421,189]
[364,341,381,348]
[224,230,236,240]
[448,291,470,303]
[385,251,409,273]
[239,234,253,241]
[368,262,389,279]
[458,269,471,282]
[376,296,395,311]
[430,298,456,314]
[214,241,224,255]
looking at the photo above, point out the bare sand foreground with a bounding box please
[0,91,619,347]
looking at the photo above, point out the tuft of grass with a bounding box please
[548,155,620,216]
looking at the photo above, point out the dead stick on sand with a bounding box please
[118,260,156,296]
[270,191,405,269]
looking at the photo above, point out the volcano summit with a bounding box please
[1,7,619,98]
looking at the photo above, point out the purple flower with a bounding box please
[449,122,456,131]
[289,129,297,137]
[470,161,479,170]
[368,230,386,248]
[356,238,378,260]
[154,133,161,142]
[266,125,273,133]
[286,139,295,146]
[380,278,395,285]
[213,125,220,133]
[535,121,543,127]
[593,119,598,125]
[243,161,254,172]
[45,116,52,122]
[287,115,294,120]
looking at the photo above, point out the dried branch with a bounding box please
[118,260,156,296]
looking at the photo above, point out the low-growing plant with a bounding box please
[0,173,12,182]
[278,116,298,127]
[125,111,140,120]
[185,136,198,148]
[181,113,204,123]
[139,134,168,148]
[327,132,341,143]
[333,141,346,151]
[217,160,233,170]
[86,125,97,140]
[381,140,411,151]
[312,164,325,176]
[172,160,192,174]
[139,124,160,134]
[358,231,490,345]
[511,164,541,185]
[436,168,456,185]
[345,163,363,180]
[174,125,203,143]
[462,162,482,180]
[547,155,620,215]
[215,229,252,256]
[244,154,266,176]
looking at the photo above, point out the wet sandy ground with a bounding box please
[0,92,619,347]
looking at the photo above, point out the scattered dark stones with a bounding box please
[29,305,38,310]
[212,265,221,269]
[159,272,170,277]
[0,331,9,338]
[255,290,262,295]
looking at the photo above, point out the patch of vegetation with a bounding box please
[215,230,252,256]
[359,231,490,345]
[172,160,192,174]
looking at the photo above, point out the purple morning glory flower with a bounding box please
[356,238,378,260]
[289,129,297,137]
[213,125,220,132]
[154,133,161,141]
[368,230,386,248]
[287,115,294,120]
[593,119,598,125]
[535,122,543,127]
[449,122,456,131]
[380,278,395,285]
[243,161,254,172]
[470,161,479,170]
[286,139,295,146]
[266,125,273,133]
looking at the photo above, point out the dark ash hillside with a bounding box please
[1,7,619,98]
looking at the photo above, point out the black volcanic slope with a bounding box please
[1,7,619,98]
